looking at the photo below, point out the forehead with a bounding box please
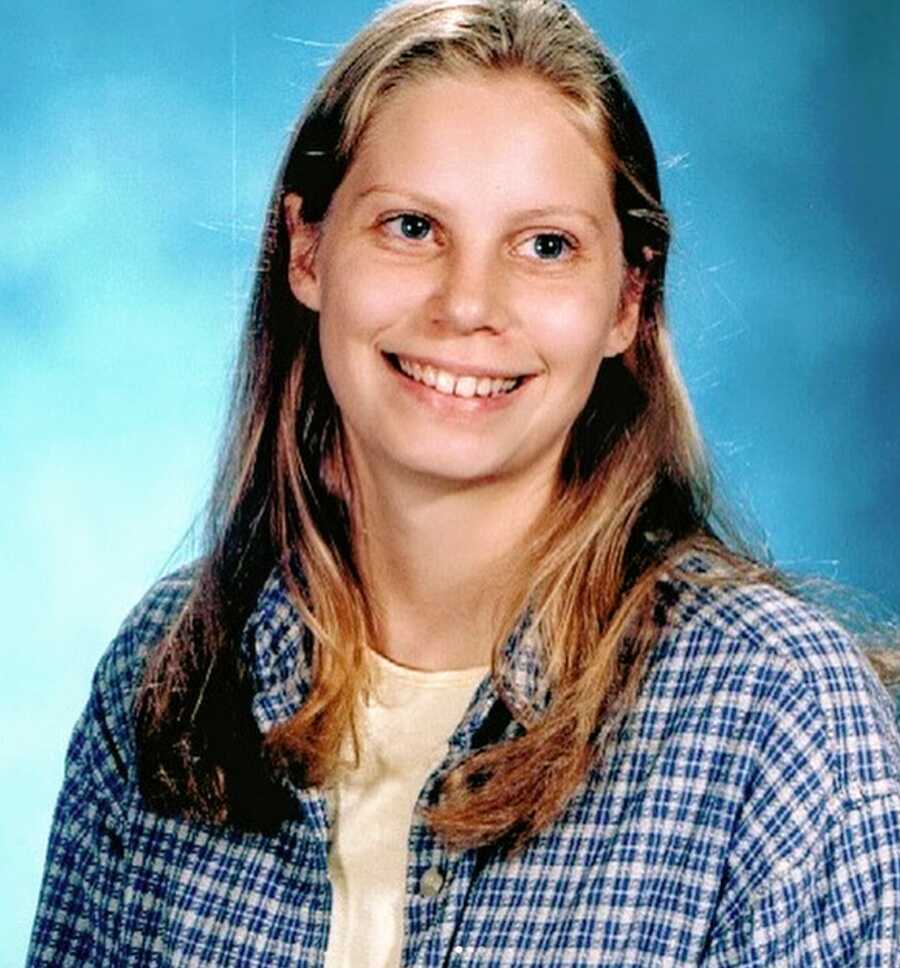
[341,70,616,212]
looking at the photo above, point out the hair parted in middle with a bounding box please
[135,0,763,850]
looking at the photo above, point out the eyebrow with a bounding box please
[354,185,607,232]
[517,206,606,232]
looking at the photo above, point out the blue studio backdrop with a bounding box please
[2,1,898,960]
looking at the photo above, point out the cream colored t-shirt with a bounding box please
[323,649,488,968]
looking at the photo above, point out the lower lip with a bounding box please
[383,354,530,415]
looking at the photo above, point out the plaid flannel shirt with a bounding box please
[27,560,900,966]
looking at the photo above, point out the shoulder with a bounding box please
[636,558,900,946]
[97,563,197,695]
[645,555,900,795]
[81,564,198,783]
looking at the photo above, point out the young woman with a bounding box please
[28,0,900,964]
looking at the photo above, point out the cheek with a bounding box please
[315,251,422,412]
[318,248,427,347]
[525,287,618,381]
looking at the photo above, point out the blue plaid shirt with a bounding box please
[28,561,900,966]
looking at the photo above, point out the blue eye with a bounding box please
[386,213,432,241]
[530,233,571,260]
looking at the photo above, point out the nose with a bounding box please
[428,246,506,335]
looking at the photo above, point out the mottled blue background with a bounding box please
[3,0,898,958]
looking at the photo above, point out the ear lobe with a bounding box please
[284,192,322,312]
[604,269,643,358]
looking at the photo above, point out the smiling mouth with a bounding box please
[386,353,528,399]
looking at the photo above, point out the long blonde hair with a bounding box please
[136,0,763,847]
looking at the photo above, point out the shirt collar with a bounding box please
[240,565,553,745]
[240,566,317,736]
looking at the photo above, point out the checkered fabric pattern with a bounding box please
[27,560,900,966]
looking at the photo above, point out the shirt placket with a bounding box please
[402,686,524,968]
[402,771,481,967]
[287,782,333,963]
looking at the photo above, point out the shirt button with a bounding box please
[420,866,445,898]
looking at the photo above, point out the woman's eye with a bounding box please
[384,213,433,241]
[526,233,574,261]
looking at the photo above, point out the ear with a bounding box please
[284,192,322,312]
[603,266,643,358]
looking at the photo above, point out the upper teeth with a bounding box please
[396,356,520,398]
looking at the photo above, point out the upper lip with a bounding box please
[384,350,538,381]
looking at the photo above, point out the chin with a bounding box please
[379,441,489,480]
[405,459,505,487]
[391,443,541,490]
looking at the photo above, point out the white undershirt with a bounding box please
[323,649,488,968]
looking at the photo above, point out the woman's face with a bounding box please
[286,71,640,496]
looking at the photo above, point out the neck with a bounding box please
[352,463,555,671]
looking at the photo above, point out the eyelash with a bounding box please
[383,213,434,243]
[526,233,576,261]
[379,213,577,262]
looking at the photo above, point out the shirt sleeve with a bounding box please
[26,661,133,967]
[704,785,900,964]
[27,569,192,965]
